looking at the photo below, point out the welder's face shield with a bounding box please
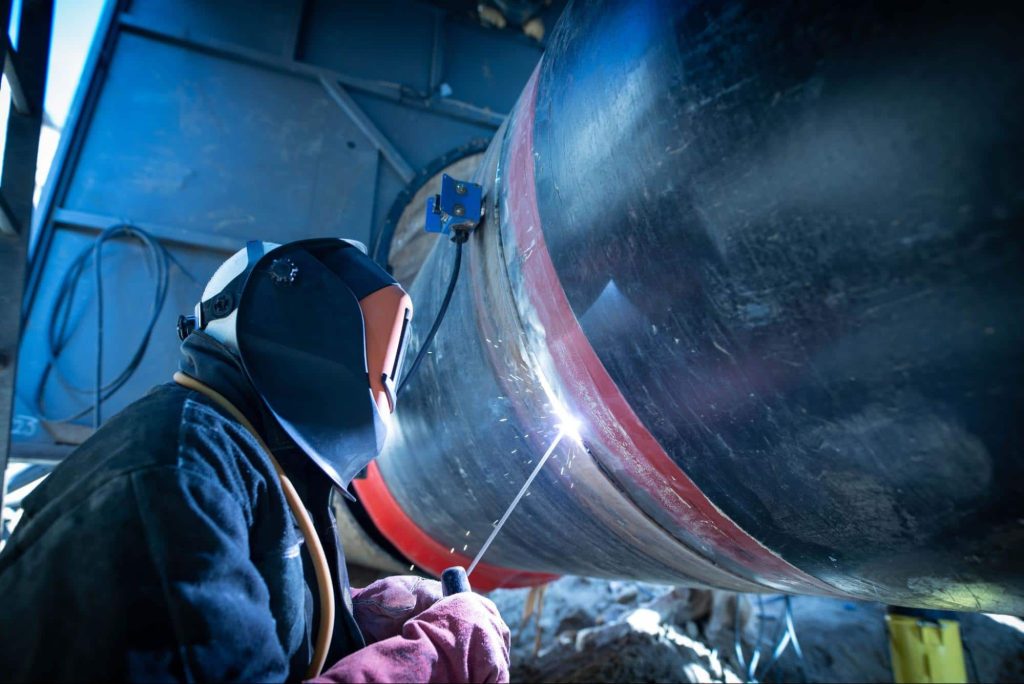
[234,239,412,489]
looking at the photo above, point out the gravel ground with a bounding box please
[489,576,1024,683]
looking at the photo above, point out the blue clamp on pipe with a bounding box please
[425,174,483,238]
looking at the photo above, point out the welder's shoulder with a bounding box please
[131,380,279,494]
[172,382,281,497]
[17,383,276,532]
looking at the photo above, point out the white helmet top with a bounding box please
[200,241,280,352]
[198,239,369,352]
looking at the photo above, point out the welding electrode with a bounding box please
[441,566,471,596]
[437,435,561,598]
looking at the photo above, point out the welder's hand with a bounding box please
[311,592,511,684]
[412,593,511,683]
[351,575,443,643]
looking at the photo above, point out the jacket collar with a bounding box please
[177,332,357,500]
[178,332,297,455]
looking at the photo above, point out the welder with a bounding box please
[0,238,510,682]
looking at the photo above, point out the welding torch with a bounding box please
[441,566,471,596]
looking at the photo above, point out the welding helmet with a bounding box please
[179,239,413,489]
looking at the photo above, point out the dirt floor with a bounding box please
[489,577,1024,683]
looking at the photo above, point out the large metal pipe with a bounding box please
[347,0,1024,613]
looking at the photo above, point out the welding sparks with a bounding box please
[464,366,587,577]
[467,429,567,577]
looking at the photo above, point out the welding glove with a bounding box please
[310,592,511,683]
[351,576,444,643]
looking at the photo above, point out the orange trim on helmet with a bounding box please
[359,284,413,420]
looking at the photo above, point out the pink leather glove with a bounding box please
[310,592,510,684]
[351,576,444,644]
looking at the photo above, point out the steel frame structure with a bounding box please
[13,0,556,448]
[0,0,53,512]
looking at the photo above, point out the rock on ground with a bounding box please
[488,577,1024,683]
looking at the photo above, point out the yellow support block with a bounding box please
[887,614,968,683]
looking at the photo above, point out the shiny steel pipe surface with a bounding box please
[350,0,1024,612]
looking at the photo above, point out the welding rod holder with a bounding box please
[441,566,471,596]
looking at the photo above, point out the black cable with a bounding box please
[34,224,190,425]
[396,235,465,396]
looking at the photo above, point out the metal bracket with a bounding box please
[425,174,483,238]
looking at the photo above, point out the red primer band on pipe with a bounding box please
[353,462,558,591]
[504,65,834,595]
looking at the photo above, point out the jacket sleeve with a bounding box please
[0,464,293,683]
[125,466,291,682]
[310,593,511,684]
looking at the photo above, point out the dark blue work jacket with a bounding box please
[0,333,364,681]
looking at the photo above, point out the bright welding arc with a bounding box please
[536,367,585,447]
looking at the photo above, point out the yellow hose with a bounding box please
[172,371,334,678]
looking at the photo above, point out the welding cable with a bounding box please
[396,235,466,395]
[172,371,334,679]
[34,224,194,426]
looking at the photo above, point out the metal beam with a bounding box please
[0,193,17,235]
[0,0,53,518]
[23,0,119,320]
[52,208,241,255]
[319,76,416,184]
[282,0,308,61]
[3,41,30,115]
[118,13,506,129]
[8,442,73,465]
